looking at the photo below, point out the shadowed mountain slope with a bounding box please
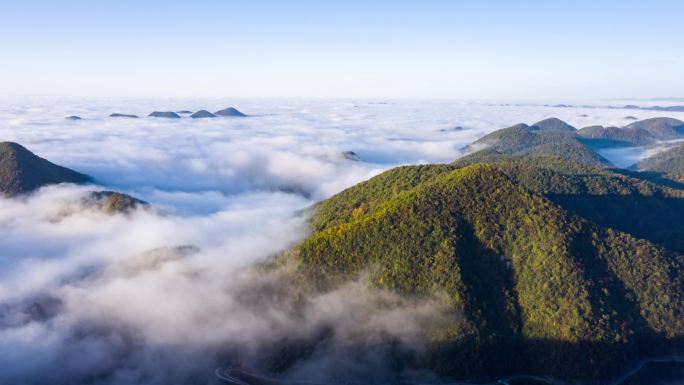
[0,142,91,196]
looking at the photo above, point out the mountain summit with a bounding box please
[190,110,216,119]
[529,117,576,132]
[149,111,181,118]
[214,107,247,117]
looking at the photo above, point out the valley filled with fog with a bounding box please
[1,98,683,384]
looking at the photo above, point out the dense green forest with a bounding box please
[280,151,684,381]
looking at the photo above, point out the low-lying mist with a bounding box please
[0,187,446,384]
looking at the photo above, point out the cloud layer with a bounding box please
[1,97,684,384]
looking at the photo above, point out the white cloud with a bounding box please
[0,97,683,384]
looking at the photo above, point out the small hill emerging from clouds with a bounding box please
[0,142,91,196]
[109,113,138,118]
[83,191,149,214]
[466,119,610,167]
[283,156,684,382]
[190,110,216,119]
[214,107,247,117]
[149,111,181,118]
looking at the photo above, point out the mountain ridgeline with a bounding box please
[277,117,684,382]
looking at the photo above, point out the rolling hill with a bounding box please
[626,117,684,139]
[577,125,655,146]
[576,118,684,147]
[465,119,610,167]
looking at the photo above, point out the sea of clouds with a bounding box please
[1,97,683,384]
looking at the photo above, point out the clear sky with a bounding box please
[1,0,682,99]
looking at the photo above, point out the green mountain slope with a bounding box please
[285,159,684,381]
[0,142,91,196]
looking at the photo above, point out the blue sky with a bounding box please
[1,0,682,99]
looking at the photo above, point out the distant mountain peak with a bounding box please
[190,110,216,119]
[148,111,181,118]
[627,116,683,127]
[530,117,576,132]
[214,107,247,117]
[109,113,138,118]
